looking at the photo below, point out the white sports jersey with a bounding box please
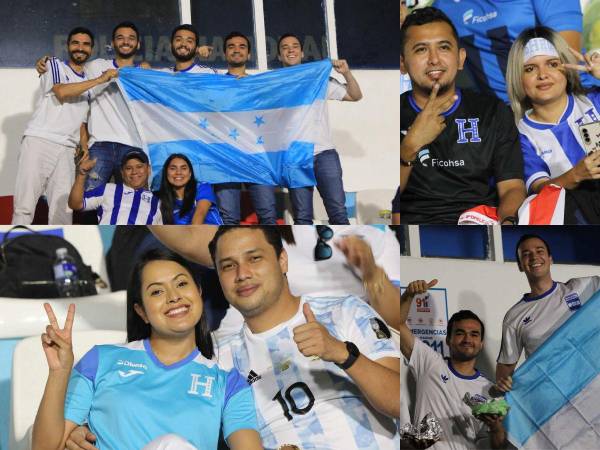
[408,338,493,450]
[24,57,89,147]
[518,93,600,193]
[85,58,143,148]
[498,276,600,364]
[216,295,400,450]
[216,225,400,341]
[83,182,162,224]
[313,78,348,155]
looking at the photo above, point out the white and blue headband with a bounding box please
[523,37,560,63]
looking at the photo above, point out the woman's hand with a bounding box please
[564,48,600,79]
[572,150,600,183]
[41,303,75,372]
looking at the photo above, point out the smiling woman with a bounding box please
[31,248,263,450]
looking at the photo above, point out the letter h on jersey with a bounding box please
[188,374,215,398]
[455,118,481,143]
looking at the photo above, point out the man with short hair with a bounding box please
[12,27,94,225]
[68,149,162,224]
[210,226,399,449]
[213,31,279,225]
[400,279,508,449]
[279,33,363,225]
[495,234,600,390]
[400,7,526,224]
[165,24,216,74]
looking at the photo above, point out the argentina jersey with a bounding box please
[216,295,400,450]
[435,0,583,102]
[518,93,600,193]
[83,183,162,224]
[64,339,257,449]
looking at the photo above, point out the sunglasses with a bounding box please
[314,225,334,261]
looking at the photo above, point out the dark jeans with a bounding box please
[289,149,349,224]
[214,183,277,224]
[85,141,143,190]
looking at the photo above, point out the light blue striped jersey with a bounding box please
[83,182,162,224]
[519,92,600,192]
[216,295,400,450]
[64,339,257,449]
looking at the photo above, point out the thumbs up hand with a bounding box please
[293,303,349,364]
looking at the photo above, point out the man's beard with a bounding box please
[172,45,195,62]
[115,45,137,59]
[227,58,246,68]
[424,80,451,96]
[451,347,480,362]
[69,50,90,65]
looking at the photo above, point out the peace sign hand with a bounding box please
[563,47,600,80]
[41,303,75,372]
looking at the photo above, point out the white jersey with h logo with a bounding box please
[216,295,400,450]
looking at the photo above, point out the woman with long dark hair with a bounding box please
[32,248,261,450]
[158,153,223,224]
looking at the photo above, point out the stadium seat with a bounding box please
[10,330,127,450]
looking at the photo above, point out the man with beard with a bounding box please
[279,34,363,225]
[400,279,509,449]
[37,21,148,201]
[164,24,216,74]
[213,31,278,225]
[399,7,526,224]
[12,27,96,225]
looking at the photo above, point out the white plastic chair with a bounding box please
[10,330,127,450]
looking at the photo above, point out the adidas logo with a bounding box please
[523,316,532,324]
[247,370,262,385]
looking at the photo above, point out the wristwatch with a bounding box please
[335,341,360,370]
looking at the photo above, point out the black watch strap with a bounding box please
[335,341,360,370]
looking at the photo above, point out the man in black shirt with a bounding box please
[400,7,526,224]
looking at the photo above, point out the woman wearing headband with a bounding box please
[506,26,600,195]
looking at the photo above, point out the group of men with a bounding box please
[12,21,363,225]
[55,225,401,449]
[400,233,600,449]
[399,1,594,224]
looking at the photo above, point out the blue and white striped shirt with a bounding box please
[83,182,162,224]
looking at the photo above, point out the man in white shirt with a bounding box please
[400,279,508,449]
[278,34,363,225]
[12,27,94,225]
[495,234,600,391]
[68,149,161,224]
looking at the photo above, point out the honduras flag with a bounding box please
[117,60,333,188]
[504,289,600,449]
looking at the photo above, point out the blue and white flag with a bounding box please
[504,289,600,449]
[117,60,333,188]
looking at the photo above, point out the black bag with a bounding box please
[0,226,98,298]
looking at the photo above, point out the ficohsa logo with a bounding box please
[463,9,473,24]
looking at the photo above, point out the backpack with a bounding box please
[0,226,98,298]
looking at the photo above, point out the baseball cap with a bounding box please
[121,150,149,167]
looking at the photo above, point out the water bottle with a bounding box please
[53,248,80,297]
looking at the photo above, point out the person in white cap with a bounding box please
[507,27,600,197]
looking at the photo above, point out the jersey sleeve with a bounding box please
[195,182,217,204]
[496,313,522,365]
[337,295,400,362]
[574,276,600,306]
[327,78,347,101]
[64,346,99,425]
[222,369,259,439]
[42,57,63,94]
[533,0,583,33]
[520,133,551,193]
[407,337,443,379]
[492,101,525,183]
[82,184,106,211]
[379,227,400,286]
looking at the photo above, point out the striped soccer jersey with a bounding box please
[498,276,600,364]
[24,57,89,147]
[519,93,600,193]
[65,339,257,449]
[216,295,400,450]
[83,182,162,224]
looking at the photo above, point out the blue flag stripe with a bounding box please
[505,290,600,446]
[118,60,331,113]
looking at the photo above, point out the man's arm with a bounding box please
[52,69,118,103]
[559,31,581,53]
[496,179,526,223]
[294,303,400,417]
[148,225,217,266]
[478,415,508,449]
[399,279,437,360]
[332,59,362,101]
[68,155,96,211]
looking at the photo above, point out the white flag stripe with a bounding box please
[130,100,329,154]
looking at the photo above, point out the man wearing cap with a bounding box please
[400,7,526,224]
[68,150,162,224]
